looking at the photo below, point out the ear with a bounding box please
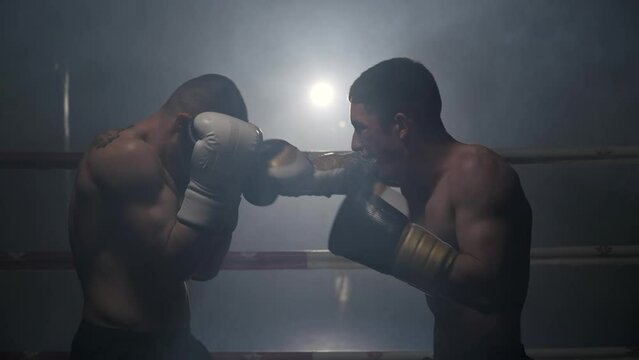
[393,113,411,141]
[173,112,193,132]
[174,112,196,145]
[175,112,193,130]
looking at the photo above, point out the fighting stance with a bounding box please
[247,58,533,360]
[68,74,262,359]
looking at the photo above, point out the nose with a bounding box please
[351,132,363,152]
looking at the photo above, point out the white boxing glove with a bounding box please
[178,112,262,231]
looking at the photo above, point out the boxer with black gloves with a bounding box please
[244,59,533,360]
[68,75,260,360]
[333,58,532,360]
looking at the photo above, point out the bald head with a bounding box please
[162,74,248,121]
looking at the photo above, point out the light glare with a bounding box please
[309,82,334,107]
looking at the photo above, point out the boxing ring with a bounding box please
[1,147,638,360]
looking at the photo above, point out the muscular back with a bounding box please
[69,126,229,332]
[412,144,532,358]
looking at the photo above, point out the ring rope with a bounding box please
[2,246,638,271]
[0,347,637,359]
[1,146,639,169]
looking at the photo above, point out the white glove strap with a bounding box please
[177,183,239,231]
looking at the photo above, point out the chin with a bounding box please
[376,166,402,187]
[381,178,402,188]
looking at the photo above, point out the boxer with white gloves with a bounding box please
[68,75,258,360]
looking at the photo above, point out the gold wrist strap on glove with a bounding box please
[393,223,458,292]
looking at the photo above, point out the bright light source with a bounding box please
[309,82,334,107]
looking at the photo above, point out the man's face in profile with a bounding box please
[350,103,405,185]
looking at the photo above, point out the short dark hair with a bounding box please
[162,74,248,121]
[349,58,441,129]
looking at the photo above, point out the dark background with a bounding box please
[1,0,638,352]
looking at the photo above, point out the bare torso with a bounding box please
[404,144,532,359]
[68,127,190,332]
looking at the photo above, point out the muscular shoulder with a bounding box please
[446,145,519,211]
[86,131,164,196]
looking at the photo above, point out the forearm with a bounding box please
[163,220,231,281]
[190,232,232,281]
[441,253,499,313]
[295,152,375,197]
[243,148,375,205]
[278,167,350,197]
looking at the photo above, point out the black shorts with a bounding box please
[70,320,210,360]
[436,344,533,360]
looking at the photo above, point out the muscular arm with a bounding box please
[444,153,526,312]
[88,137,229,281]
[190,233,231,281]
